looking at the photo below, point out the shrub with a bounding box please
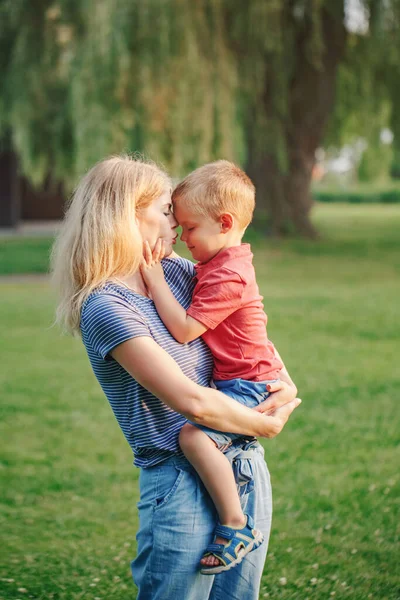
[313,188,400,204]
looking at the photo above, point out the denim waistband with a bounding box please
[160,453,194,470]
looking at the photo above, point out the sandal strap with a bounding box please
[204,543,225,555]
[214,524,235,539]
[201,515,264,572]
[214,514,254,540]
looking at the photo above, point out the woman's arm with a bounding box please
[111,335,300,439]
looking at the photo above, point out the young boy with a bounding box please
[141,160,297,574]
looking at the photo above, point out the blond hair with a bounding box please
[51,154,170,335]
[172,160,255,229]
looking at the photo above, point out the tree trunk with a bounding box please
[247,6,347,237]
[0,149,20,229]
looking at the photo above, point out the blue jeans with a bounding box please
[196,378,278,449]
[131,438,272,599]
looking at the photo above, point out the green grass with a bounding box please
[1,204,399,599]
[0,238,54,275]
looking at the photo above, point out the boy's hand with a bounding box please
[141,239,166,289]
[254,379,299,416]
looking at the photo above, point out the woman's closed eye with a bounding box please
[163,204,173,216]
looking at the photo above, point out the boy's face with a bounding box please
[174,202,225,263]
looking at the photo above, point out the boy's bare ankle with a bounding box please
[221,515,247,529]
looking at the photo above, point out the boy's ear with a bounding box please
[220,213,234,233]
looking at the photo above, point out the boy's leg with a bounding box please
[180,423,245,526]
[180,423,248,567]
[131,457,216,600]
[209,442,273,600]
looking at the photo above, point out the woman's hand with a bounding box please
[112,335,301,438]
[254,379,298,416]
[257,397,302,438]
[254,378,302,438]
[141,239,166,290]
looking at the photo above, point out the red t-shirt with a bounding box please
[187,244,283,381]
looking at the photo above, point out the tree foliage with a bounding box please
[327,1,400,169]
[0,0,240,187]
[1,0,399,233]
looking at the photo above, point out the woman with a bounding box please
[51,155,300,600]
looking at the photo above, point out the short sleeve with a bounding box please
[81,292,151,360]
[187,268,245,330]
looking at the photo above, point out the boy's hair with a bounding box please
[172,160,255,229]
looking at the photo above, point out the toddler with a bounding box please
[141,161,297,574]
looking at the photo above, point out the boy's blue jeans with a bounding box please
[131,438,272,599]
[196,378,277,449]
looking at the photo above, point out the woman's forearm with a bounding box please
[112,336,281,438]
[191,385,280,438]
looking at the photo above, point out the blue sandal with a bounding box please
[200,514,264,575]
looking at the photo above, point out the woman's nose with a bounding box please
[170,212,178,229]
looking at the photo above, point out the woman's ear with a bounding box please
[220,213,234,233]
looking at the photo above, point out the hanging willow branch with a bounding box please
[0,0,399,202]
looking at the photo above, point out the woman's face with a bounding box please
[137,190,178,256]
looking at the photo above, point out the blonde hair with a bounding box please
[172,160,255,229]
[51,154,171,335]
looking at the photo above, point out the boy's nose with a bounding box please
[180,231,186,242]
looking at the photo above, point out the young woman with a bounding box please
[51,155,300,600]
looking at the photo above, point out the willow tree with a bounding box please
[1,0,399,236]
[226,0,400,236]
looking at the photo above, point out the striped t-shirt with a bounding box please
[80,256,214,468]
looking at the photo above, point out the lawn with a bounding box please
[1,204,399,599]
[0,237,53,275]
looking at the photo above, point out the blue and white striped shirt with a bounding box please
[80,257,214,468]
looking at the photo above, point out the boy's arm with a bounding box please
[141,241,207,343]
[150,275,207,343]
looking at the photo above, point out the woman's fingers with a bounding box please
[258,398,301,439]
[264,398,302,438]
[271,398,301,428]
[254,383,295,414]
[274,398,302,420]
[266,379,283,393]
